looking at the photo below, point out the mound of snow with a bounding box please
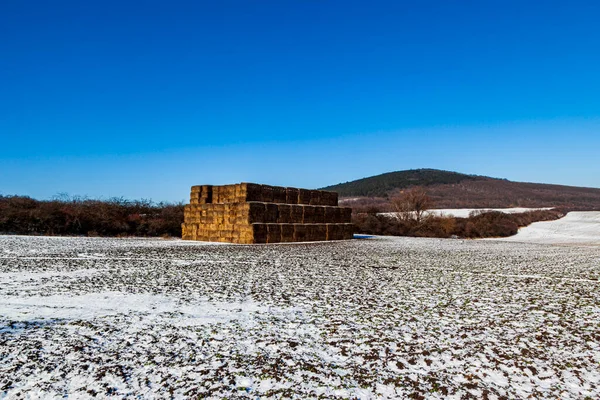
[491,211,600,246]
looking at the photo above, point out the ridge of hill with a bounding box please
[320,169,600,209]
[320,169,492,197]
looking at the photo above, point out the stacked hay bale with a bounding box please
[182,183,353,244]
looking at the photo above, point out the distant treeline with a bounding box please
[0,194,568,240]
[352,208,566,239]
[0,195,184,237]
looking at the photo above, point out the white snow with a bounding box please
[491,211,600,246]
[0,235,599,398]
[430,207,553,218]
[381,207,553,219]
[0,291,276,326]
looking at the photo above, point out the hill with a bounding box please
[321,169,489,197]
[321,169,600,209]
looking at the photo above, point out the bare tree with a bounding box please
[390,187,433,222]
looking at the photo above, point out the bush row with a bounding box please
[352,209,566,239]
[0,195,184,237]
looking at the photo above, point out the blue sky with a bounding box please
[1,1,599,202]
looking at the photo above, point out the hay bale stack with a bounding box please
[183,182,352,243]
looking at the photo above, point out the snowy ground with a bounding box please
[381,208,552,219]
[1,235,599,399]
[490,211,600,246]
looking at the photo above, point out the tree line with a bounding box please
[352,187,566,238]
[0,195,184,237]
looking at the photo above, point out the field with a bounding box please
[1,235,599,399]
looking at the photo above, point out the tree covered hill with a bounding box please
[321,169,600,209]
[320,169,490,197]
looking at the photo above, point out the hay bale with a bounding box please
[277,204,291,223]
[323,206,336,223]
[309,190,322,205]
[342,223,354,239]
[240,183,263,202]
[238,202,266,223]
[298,189,311,204]
[264,203,278,223]
[326,224,343,240]
[285,188,299,204]
[303,205,316,223]
[261,185,274,203]
[293,224,307,242]
[340,207,353,223]
[306,224,327,241]
[252,223,267,244]
[290,205,304,223]
[321,191,338,206]
[266,224,282,243]
[280,224,295,242]
[271,186,286,203]
[313,206,325,223]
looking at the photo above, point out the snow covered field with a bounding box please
[429,208,554,218]
[1,235,599,399]
[491,211,600,246]
[380,207,552,219]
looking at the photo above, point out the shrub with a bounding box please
[0,195,184,237]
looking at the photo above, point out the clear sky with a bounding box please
[1,1,599,202]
